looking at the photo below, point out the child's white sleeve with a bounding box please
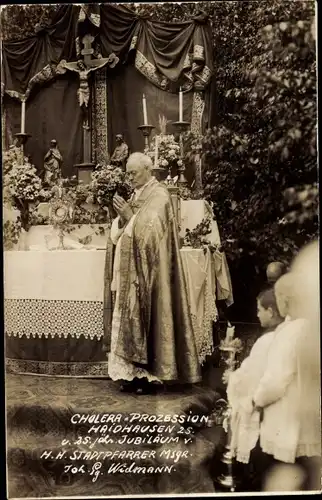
[253,330,298,408]
[227,336,266,401]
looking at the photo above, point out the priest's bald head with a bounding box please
[266,261,287,284]
[126,153,153,189]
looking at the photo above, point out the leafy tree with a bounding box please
[0,4,60,41]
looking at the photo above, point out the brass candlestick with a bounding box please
[214,334,243,493]
[138,124,155,151]
[14,133,31,158]
[172,121,190,186]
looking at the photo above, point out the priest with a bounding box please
[103,152,201,394]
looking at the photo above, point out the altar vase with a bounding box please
[103,152,201,393]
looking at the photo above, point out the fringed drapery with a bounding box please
[2,4,214,167]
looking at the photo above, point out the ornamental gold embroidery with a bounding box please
[191,91,205,136]
[5,90,25,101]
[193,44,205,61]
[130,35,138,51]
[199,65,212,84]
[92,68,109,164]
[183,52,192,70]
[135,50,168,89]
[90,13,100,28]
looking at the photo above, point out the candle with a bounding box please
[154,135,158,166]
[142,94,148,125]
[179,87,183,122]
[21,99,26,134]
[225,322,235,342]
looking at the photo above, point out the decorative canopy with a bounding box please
[1,4,213,101]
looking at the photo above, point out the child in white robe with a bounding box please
[226,288,283,464]
[252,272,321,486]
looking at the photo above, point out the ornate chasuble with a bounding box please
[103,178,201,384]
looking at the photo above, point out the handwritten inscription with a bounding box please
[39,412,207,482]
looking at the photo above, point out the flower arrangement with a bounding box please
[3,203,22,250]
[3,145,44,228]
[147,134,182,171]
[90,165,133,210]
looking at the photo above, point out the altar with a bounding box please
[2,5,233,378]
[4,201,233,377]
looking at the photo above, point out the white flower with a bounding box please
[162,159,169,167]
[279,22,288,31]
[177,159,183,166]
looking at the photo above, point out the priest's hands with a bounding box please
[113,194,133,222]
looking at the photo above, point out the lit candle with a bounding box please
[225,322,235,342]
[179,87,183,122]
[142,94,148,125]
[154,135,158,166]
[21,99,26,133]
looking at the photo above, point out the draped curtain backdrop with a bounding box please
[1,3,214,176]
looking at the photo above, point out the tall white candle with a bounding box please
[154,135,158,166]
[225,323,235,342]
[142,94,148,125]
[21,99,26,134]
[179,87,183,122]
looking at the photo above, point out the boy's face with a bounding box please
[257,300,273,327]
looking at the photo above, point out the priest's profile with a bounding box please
[103,152,201,394]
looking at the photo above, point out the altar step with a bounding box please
[6,374,225,497]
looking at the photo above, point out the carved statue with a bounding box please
[60,53,119,109]
[110,134,129,170]
[44,140,63,186]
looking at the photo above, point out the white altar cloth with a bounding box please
[4,247,228,368]
[4,250,106,302]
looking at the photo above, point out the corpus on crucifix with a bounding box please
[60,34,119,180]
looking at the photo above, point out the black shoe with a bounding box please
[119,379,137,393]
[135,378,163,395]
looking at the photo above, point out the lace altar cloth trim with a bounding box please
[180,247,218,365]
[5,299,104,340]
[6,358,109,377]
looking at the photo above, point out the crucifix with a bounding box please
[60,35,119,180]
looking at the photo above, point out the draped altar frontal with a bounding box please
[1,4,214,175]
[4,201,233,377]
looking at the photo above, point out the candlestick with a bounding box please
[172,120,190,186]
[138,124,155,151]
[21,99,26,134]
[142,94,148,125]
[179,87,183,122]
[213,330,243,493]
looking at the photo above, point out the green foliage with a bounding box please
[0,4,60,41]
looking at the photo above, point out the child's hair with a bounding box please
[257,287,281,316]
